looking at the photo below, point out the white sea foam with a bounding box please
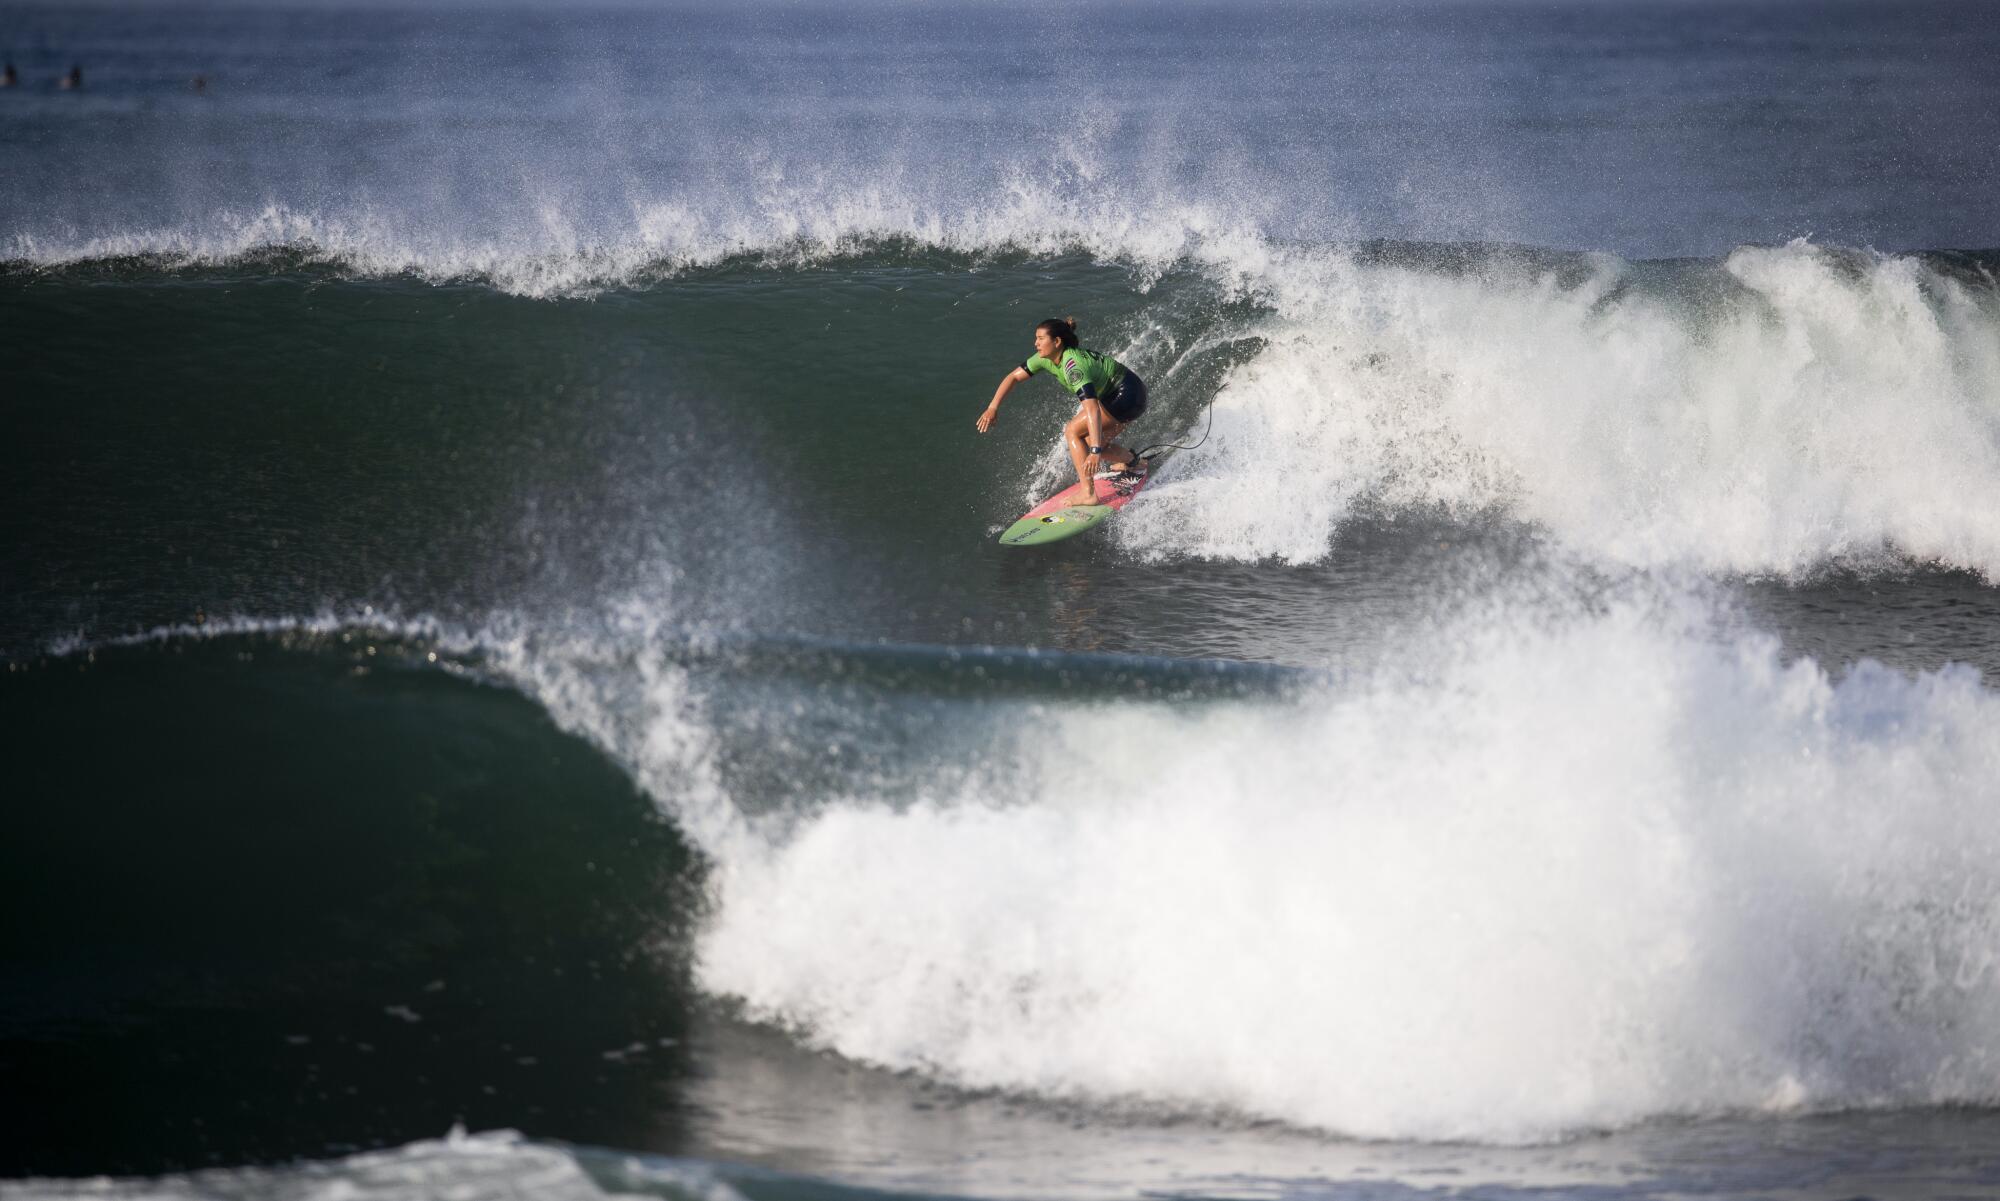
[1121,238,2000,578]
[0,1128,745,1201]
[694,586,2000,1143]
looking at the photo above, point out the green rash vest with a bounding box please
[1022,345,1125,401]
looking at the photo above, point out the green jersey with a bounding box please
[1022,345,1125,401]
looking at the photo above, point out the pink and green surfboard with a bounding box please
[999,460,1155,547]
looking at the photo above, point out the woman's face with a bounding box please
[1032,327,1060,358]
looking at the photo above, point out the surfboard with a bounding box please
[999,459,1155,547]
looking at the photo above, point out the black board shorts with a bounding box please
[1102,370,1148,424]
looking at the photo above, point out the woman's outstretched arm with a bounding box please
[977,366,1031,433]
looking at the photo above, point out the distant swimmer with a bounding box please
[192,74,208,93]
[2,63,17,88]
[59,64,81,90]
[977,317,1150,507]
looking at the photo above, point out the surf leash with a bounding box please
[1137,389,1218,463]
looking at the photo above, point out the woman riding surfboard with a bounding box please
[976,317,1150,507]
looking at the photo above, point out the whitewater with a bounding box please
[476,577,2000,1144]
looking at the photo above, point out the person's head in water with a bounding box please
[1032,316,1078,360]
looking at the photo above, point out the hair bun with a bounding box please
[1034,316,1082,350]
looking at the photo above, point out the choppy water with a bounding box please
[7,1,2000,1198]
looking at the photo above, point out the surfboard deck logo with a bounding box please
[999,461,1153,547]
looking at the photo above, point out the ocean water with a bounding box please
[7,1,2000,1198]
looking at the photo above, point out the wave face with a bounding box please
[8,241,2000,606]
[0,628,704,1176]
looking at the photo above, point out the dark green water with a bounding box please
[2,634,699,1173]
[0,253,1482,668]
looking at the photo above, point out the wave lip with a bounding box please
[2,180,1272,299]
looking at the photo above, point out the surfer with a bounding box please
[976,318,1149,506]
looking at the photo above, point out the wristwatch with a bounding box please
[1087,445,1103,454]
